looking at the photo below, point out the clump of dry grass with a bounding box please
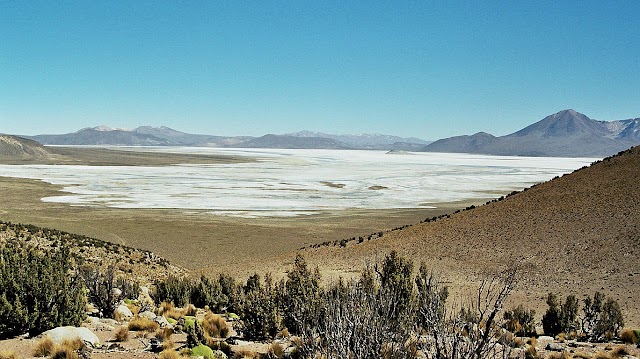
[572,352,592,359]
[555,332,566,342]
[159,302,185,320]
[182,304,197,316]
[0,351,18,359]
[129,316,160,331]
[592,351,612,359]
[203,311,229,338]
[269,342,285,358]
[158,301,174,315]
[527,337,537,347]
[50,339,85,359]
[611,345,630,358]
[162,339,175,351]
[545,351,570,359]
[620,329,638,344]
[155,327,174,341]
[114,326,129,342]
[33,337,55,357]
[158,349,184,359]
[233,349,259,359]
[523,345,539,359]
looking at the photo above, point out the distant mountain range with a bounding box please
[423,109,640,157]
[27,127,430,151]
[19,109,640,156]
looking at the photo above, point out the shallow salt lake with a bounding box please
[0,148,597,218]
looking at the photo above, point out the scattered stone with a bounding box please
[139,310,157,320]
[546,342,565,352]
[95,323,115,332]
[154,315,173,329]
[43,326,100,347]
[114,304,133,319]
[213,350,228,359]
[537,335,555,343]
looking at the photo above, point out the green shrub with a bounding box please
[582,292,624,341]
[503,304,536,336]
[237,274,282,340]
[190,344,214,358]
[282,255,322,335]
[79,264,139,318]
[154,275,193,307]
[542,293,579,336]
[0,242,86,338]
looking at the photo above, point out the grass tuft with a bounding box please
[620,329,638,344]
[0,351,17,359]
[33,337,55,357]
[114,326,129,342]
[128,316,160,332]
[203,311,229,338]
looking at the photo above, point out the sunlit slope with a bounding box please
[303,146,640,324]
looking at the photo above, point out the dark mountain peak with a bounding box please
[510,109,608,138]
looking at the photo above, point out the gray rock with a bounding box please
[154,315,173,329]
[43,326,100,347]
[545,342,565,352]
[139,310,157,320]
[114,304,133,319]
[213,350,228,359]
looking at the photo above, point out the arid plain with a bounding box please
[1,145,638,327]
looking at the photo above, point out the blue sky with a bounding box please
[1,1,639,139]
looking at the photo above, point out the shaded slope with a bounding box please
[0,135,51,160]
[303,146,640,324]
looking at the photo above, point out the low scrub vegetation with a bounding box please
[0,241,86,338]
[543,291,624,341]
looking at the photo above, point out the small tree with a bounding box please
[503,304,536,337]
[542,293,561,336]
[582,292,624,341]
[0,242,86,337]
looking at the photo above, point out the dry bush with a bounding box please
[203,311,229,338]
[270,342,285,358]
[620,329,638,344]
[523,345,540,359]
[277,328,289,338]
[50,339,85,359]
[158,301,174,315]
[183,304,197,316]
[611,345,630,358]
[51,346,79,359]
[233,349,259,358]
[572,352,592,359]
[33,336,55,357]
[527,337,537,347]
[158,349,183,359]
[127,303,141,316]
[592,351,612,359]
[128,316,160,331]
[556,332,566,342]
[162,339,175,351]
[155,327,174,341]
[159,301,185,320]
[114,326,129,342]
[545,352,570,359]
[0,351,17,359]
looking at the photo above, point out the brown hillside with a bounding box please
[0,135,51,160]
[301,146,640,325]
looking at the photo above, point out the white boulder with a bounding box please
[43,326,100,347]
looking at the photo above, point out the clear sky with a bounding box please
[1,1,639,139]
